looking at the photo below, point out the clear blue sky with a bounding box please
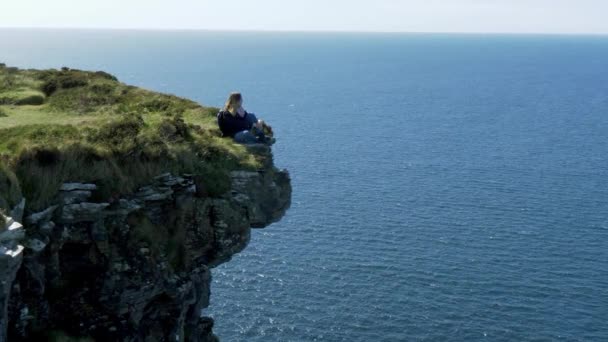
[1,0,607,34]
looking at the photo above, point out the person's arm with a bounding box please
[217,112,229,136]
[243,111,257,128]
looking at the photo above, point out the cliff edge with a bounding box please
[0,65,292,341]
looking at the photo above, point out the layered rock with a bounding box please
[0,203,25,341]
[1,147,291,341]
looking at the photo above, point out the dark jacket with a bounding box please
[217,110,254,137]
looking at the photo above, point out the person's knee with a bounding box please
[234,130,258,144]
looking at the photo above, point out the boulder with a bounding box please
[0,219,24,242]
[60,183,97,191]
[0,244,24,339]
[60,202,109,223]
[24,205,58,226]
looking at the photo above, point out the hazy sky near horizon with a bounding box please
[1,0,607,34]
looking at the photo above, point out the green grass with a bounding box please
[0,105,98,128]
[0,89,45,105]
[0,64,263,210]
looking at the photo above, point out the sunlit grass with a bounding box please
[0,105,99,128]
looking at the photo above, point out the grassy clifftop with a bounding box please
[0,64,261,211]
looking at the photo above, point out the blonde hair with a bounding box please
[223,92,242,114]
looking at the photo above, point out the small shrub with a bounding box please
[0,75,16,91]
[90,83,115,95]
[0,108,7,118]
[157,120,177,140]
[39,69,89,96]
[57,73,88,89]
[93,71,118,82]
[0,90,45,106]
[158,115,191,142]
[137,96,193,115]
[48,86,118,113]
[15,94,45,105]
[89,114,145,148]
[41,79,58,96]
[141,98,172,112]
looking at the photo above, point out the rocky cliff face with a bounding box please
[0,146,291,341]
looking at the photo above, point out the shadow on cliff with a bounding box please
[1,146,291,342]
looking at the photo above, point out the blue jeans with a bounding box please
[234,113,267,144]
[234,130,264,144]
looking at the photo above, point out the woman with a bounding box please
[217,92,273,144]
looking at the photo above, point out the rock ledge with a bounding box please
[0,166,291,341]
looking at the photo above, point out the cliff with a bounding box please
[0,65,291,341]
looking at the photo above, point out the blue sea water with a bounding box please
[1,29,607,341]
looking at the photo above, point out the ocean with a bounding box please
[1,29,607,341]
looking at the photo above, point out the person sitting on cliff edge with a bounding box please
[217,92,274,145]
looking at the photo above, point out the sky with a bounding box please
[1,0,607,34]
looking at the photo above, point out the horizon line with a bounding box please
[1,26,608,37]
